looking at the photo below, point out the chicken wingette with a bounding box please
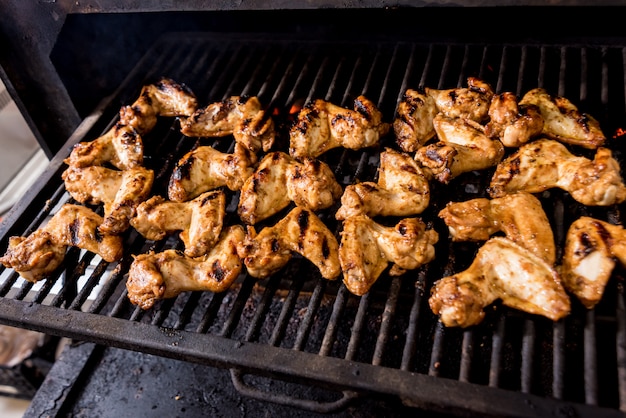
[484,91,544,148]
[425,77,494,123]
[393,89,437,153]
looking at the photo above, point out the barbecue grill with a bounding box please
[1,2,626,417]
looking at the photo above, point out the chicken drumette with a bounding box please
[289,96,390,158]
[339,215,438,296]
[489,138,626,206]
[484,91,544,148]
[393,89,437,153]
[429,237,570,328]
[425,77,494,123]
[130,190,226,258]
[126,225,245,310]
[180,95,275,153]
[0,204,123,282]
[335,148,430,220]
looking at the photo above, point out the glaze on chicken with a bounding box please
[289,95,390,158]
[126,225,245,310]
[339,215,438,296]
[393,89,437,152]
[335,148,430,220]
[429,237,570,328]
[0,204,123,282]
[130,190,226,258]
[489,138,626,206]
[484,92,544,148]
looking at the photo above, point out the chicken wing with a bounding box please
[339,215,438,296]
[438,192,555,265]
[236,207,340,280]
[393,89,437,152]
[180,95,275,153]
[489,138,626,206]
[168,142,257,202]
[335,148,430,220]
[289,96,390,158]
[62,166,154,234]
[415,114,505,183]
[519,88,605,149]
[119,77,198,135]
[238,151,342,225]
[484,91,544,148]
[126,224,245,310]
[130,190,226,258]
[64,123,143,170]
[425,77,494,122]
[0,204,124,282]
[561,216,626,309]
[429,237,570,328]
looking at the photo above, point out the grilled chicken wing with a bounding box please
[64,123,143,170]
[393,89,437,152]
[236,207,340,280]
[415,114,505,183]
[126,225,245,310]
[489,138,626,206]
[0,204,123,282]
[425,77,494,122]
[119,77,198,135]
[62,166,154,234]
[339,215,438,296]
[429,237,570,328]
[289,96,390,158]
[438,192,555,265]
[180,96,275,153]
[238,151,342,225]
[130,190,226,258]
[561,216,626,309]
[484,92,544,148]
[519,88,605,149]
[168,142,257,202]
[335,148,430,220]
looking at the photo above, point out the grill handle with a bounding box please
[229,368,360,413]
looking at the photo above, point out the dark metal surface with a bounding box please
[1,32,626,417]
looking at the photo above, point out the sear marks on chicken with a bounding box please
[484,91,544,148]
[126,225,245,310]
[429,237,570,328]
[439,191,556,265]
[0,204,124,282]
[131,190,226,258]
[393,89,438,153]
[425,77,494,123]
[236,207,340,280]
[180,95,275,153]
[561,216,626,309]
[289,95,390,158]
[489,138,626,206]
[339,215,438,296]
[335,148,430,220]
[168,142,257,202]
[238,151,342,225]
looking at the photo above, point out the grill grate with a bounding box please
[1,33,626,417]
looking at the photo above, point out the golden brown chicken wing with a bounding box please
[393,89,437,152]
[425,77,494,122]
[484,91,544,148]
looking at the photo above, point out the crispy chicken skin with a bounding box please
[484,92,544,148]
[236,207,340,280]
[62,166,154,235]
[238,151,342,225]
[561,216,626,309]
[489,138,626,206]
[438,192,556,265]
[64,123,143,170]
[415,114,505,183]
[425,77,494,122]
[180,96,275,153]
[130,190,226,258]
[119,77,198,135]
[429,237,570,328]
[289,95,390,158]
[335,148,430,220]
[393,89,437,152]
[126,225,245,310]
[339,215,438,296]
[168,142,257,202]
[0,204,123,282]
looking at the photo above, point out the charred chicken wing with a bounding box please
[425,77,494,122]
[484,91,544,148]
[393,89,437,152]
